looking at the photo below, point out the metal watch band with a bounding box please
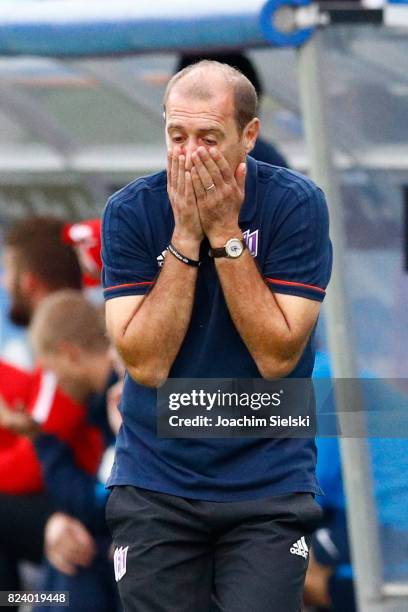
[209,239,246,258]
[167,243,201,267]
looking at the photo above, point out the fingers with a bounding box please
[65,535,95,569]
[185,170,194,202]
[192,148,222,189]
[209,147,233,183]
[70,520,96,555]
[177,154,185,196]
[235,162,247,193]
[0,396,8,427]
[57,537,93,570]
[0,397,17,430]
[47,550,77,576]
[170,146,179,192]
[0,393,11,412]
[0,400,37,435]
[191,166,206,201]
[45,514,96,571]
[166,149,171,190]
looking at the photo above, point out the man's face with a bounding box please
[165,84,246,174]
[2,247,31,327]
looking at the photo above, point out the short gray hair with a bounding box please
[163,60,258,133]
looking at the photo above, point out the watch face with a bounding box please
[225,238,244,258]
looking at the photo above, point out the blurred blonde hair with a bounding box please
[30,289,108,356]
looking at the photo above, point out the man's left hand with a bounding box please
[44,513,96,576]
[191,147,246,243]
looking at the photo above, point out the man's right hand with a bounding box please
[105,147,203,388]
[167,147,204,250]
[44,512,96,576]
[0,394,39,438]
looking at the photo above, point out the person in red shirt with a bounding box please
[1,290,120,612]
[62,218,102,288]
[0,361,103,494]
[0,216,103,596]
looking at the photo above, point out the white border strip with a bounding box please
[385,5,408,26]
[0,1,262,24]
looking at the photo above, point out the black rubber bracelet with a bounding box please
[167,243,201,267]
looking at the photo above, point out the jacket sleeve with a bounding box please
[33,433,108,534]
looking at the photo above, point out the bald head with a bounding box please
[164,60,258,133]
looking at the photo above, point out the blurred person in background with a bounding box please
[304,350,408,611]
[0,290,122,611]
[0,361,104,578]
[62,218,104,289]
[0,216,117,598]
[0,215,83,596]
[29,290,120,611]
[176,52,289,168]
[1,214,117,444]
[2,216,82,365]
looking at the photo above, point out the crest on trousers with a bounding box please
[114,546,129,582]
[243,229,259,257]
